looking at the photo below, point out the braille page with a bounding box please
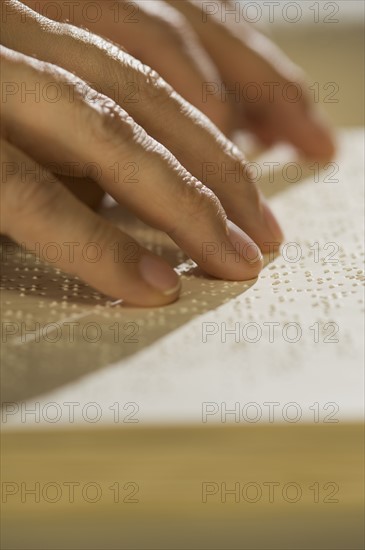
[1,129,364,427]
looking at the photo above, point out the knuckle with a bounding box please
[80,94,138,149]
[139,64,172,101]
[174,175,225,229]
[121,51,173,104]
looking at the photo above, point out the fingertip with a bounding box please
[112,253,182,308]
[226,220,264,279]
[260,201,284,254]
[306,131,337,162]
[298,108,337,162]
[138,253,181,302]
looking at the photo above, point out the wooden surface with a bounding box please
[1,422,364,549]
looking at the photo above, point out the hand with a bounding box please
[34,0,334,159]
[1,2,283,306]
[169,0,336,160]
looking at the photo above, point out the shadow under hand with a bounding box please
[1,147,313,404]
[0,222,258,404]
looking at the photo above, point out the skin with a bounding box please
[0,1,334,306]
[20,0,335,158]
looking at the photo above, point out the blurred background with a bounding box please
[245,0,364,126]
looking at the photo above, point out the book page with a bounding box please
[1,129,364,428]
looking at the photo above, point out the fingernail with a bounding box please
[227,220,263,266]
[139,255,181,296]
[262,201,284,245]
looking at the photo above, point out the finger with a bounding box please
[165,0,336,161]
[21,0,234,135]
[0,138,181,306]
[275,97,336,161]
[1,1,282,253]
[120,0,235,135]
[242,81,336,161]
[0,46,263,280]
